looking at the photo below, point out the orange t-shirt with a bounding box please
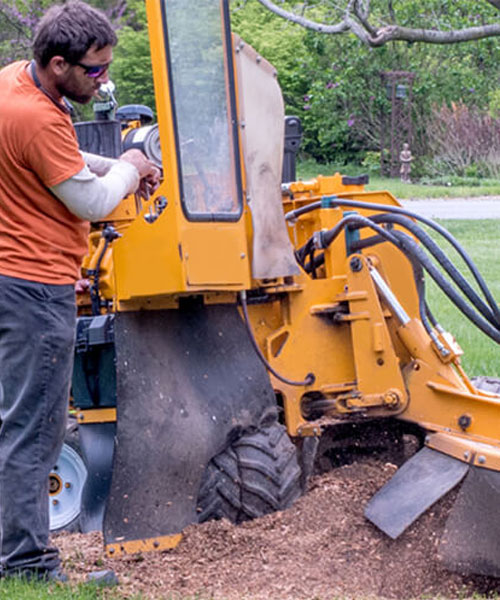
[0,61,88,284]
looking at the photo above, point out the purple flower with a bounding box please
[369,95,375,101]
[325,81,339,89]
[469,87,475,93]
[347,118,355,127]
[303,104,311,111]
[303,95,310,102]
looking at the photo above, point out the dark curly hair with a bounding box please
[33,1,117,68]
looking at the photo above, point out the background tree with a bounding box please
[2,0,499,177]
[254,0,500,46]
[233,0,500,174]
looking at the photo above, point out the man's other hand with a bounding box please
[119,149,161,191]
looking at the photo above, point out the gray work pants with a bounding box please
[0,274,76,575]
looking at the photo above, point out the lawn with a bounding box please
[0,577,132,599]
[297,158,500,199]
[424,219,500,377]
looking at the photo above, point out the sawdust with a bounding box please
[54,458,500,599]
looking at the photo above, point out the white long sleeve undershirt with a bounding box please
[50,152,140,222]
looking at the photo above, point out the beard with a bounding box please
[61,87,95,104]
[57,76,98,105]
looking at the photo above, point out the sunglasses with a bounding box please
[73,61,110,78]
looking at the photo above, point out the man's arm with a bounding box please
[51,149,160,222]
[80,151,118,176]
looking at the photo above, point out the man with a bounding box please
[0,1,160,581]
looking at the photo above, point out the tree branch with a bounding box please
[255,0,349,34]
[485,0,500,10]
[254,0,500,46]
[370,23,500,46]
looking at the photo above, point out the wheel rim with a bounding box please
[49,443,87,531]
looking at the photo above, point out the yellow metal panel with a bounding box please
[76,408,116,424]
[427,432,500,472]
[106,533,182,557]
[182,226,250,286]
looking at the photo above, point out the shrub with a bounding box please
[428,103,500,178]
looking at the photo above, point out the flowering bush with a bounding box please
[428,103,500,178]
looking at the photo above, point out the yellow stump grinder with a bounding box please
[47,0,500,579]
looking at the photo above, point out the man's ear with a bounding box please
[48,55,70,77]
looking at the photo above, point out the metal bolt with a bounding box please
[65,482,72,489]
[153,541,160,548]
[108,547,115,555]
[424,435,430,444]
[52,499,59,506]
[478,455,486,464]
[458,414,472,431]
[464,451,470,460]
[349,256,363,272]
[240,253,246,259]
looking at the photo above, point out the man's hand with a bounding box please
[119,149,161,192]
[75,278,90,294]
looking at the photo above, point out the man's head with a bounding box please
[33,1,117,104]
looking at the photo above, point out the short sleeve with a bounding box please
[22,117,85,188]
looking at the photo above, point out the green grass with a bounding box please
[296,158,500,199]
[367,176,500,200]
[0,578,134,599]
[423,219,500,377]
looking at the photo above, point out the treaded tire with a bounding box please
[197,423,302,524]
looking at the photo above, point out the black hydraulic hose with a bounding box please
[304,252,325,274]
[401,245,435,336]
[370,213,500,327]
[296,214,353,267]
[292,203,500,342]
[297,211,500,342]
[295,237,315,266]
[392,230,500,343]
[238,291,315,387]
[325,213,402,252]
[287,196,498,318]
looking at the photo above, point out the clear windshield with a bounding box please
[164,0,241,220]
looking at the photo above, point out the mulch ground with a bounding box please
[54,457,500,599]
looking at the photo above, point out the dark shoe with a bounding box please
[86,569,119,587]
[41,567,68,583]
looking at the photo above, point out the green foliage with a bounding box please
[361,150,382,174]
[110,0,155,113]
[230,0,500,167]
[2,0,500,170]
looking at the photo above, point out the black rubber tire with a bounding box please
[197,422,302,524]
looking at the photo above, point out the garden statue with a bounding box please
[399,143,413,183]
